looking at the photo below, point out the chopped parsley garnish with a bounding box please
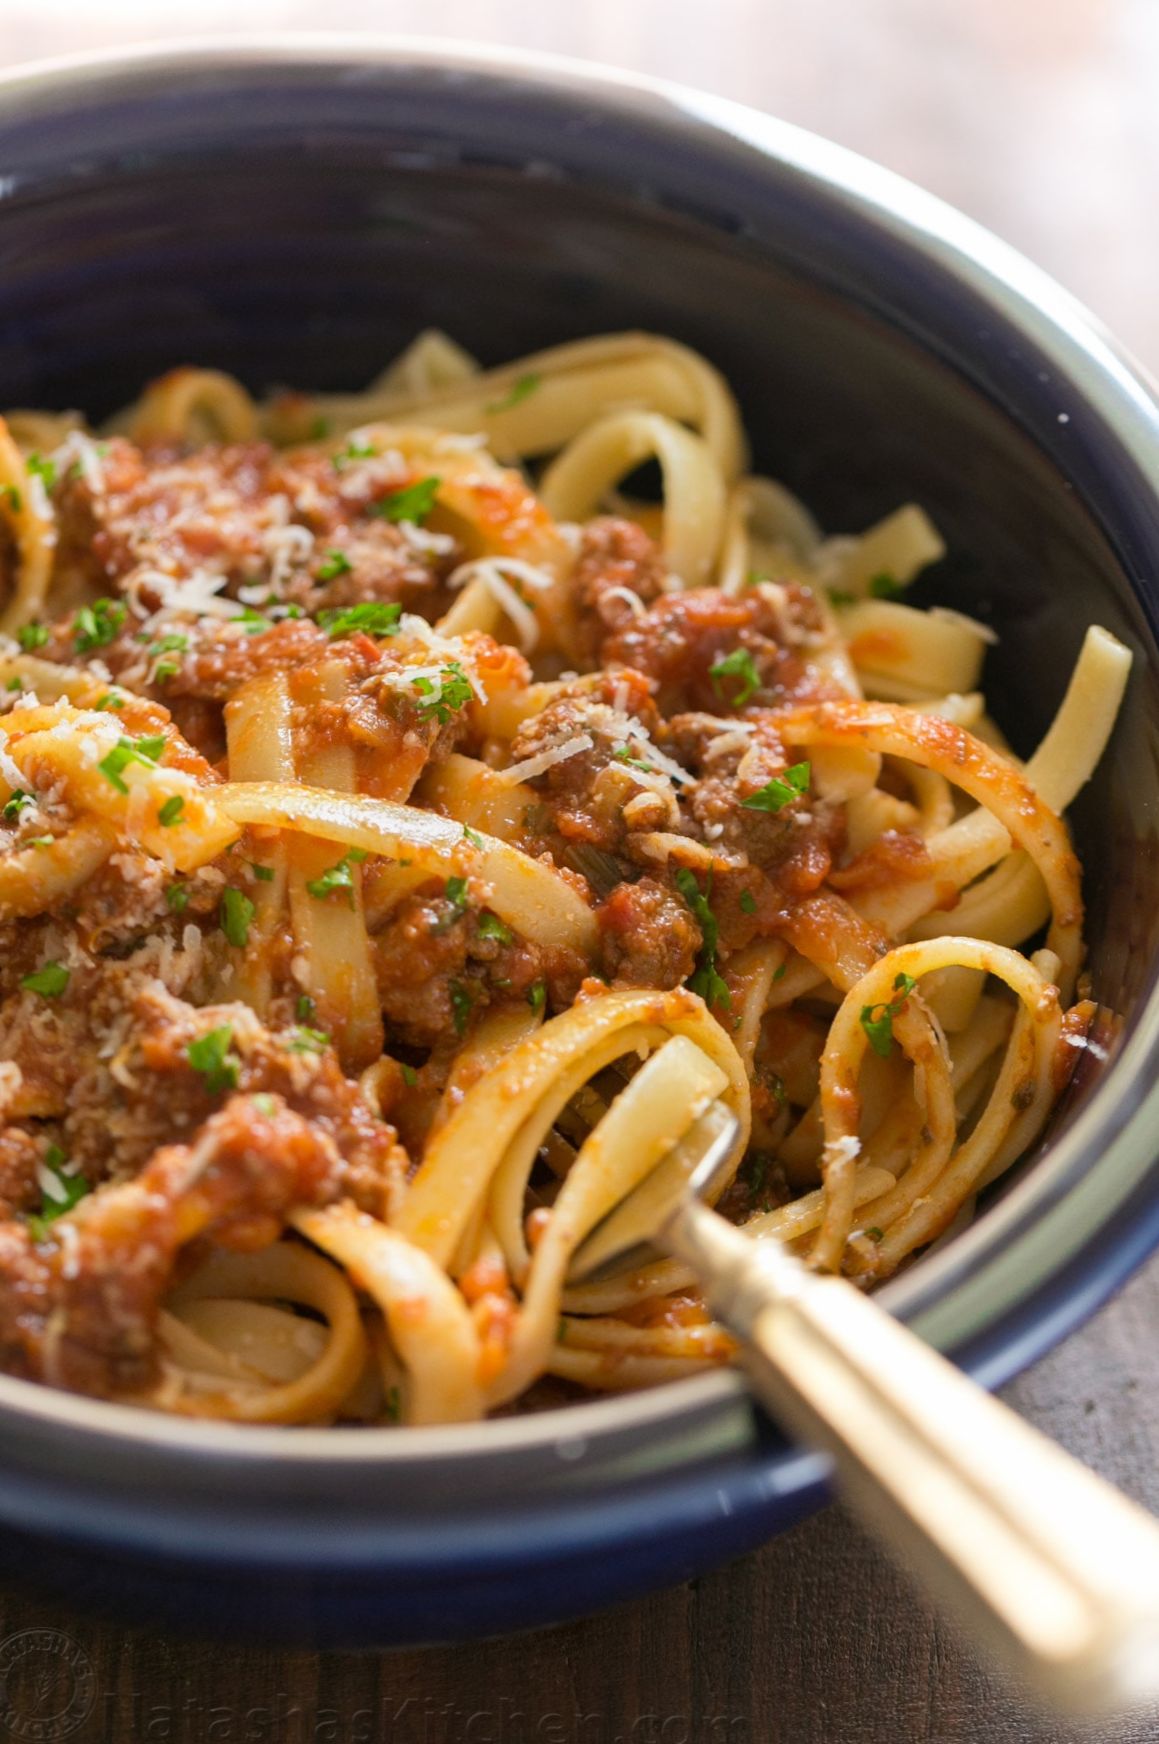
[441,875,470,925]
[0,483,22,513]
[187,1025,241,1094]
[384,1385,402,1423]
[739,889,757,915]
[316,549,352,582]
[94,692,125,711]
[72,597,126,653]
[251,862,275,882]
[527,979,547,1015]
[26,1146,89,1240]
[868,571,903,600]
[288,1026,330,1053]
[97,734,166,794]
[461,822,484,849]
[772,961,787,982]
[412,661,473,724]
[827,587,855,607]
[613,745,655,773]
[166,883,190,914]
[157,794,185,828]
[399,1062,418,1088]
[318,601,402,640]
[25,453,56,491]
[486,372,540,415]
[150,632,188,683]
[250,1094,278,1117]
[21,961,69,998]
[16,623,48,651]
[709,646,760,708]
[221,887,255,948]
[372,475,440,525]
[863,1226,885,1242]
[450,980,474,1035]
[2,789,34,821]
[477,911,513,946]
[742,760,811,814]
[310,416,333,440]
[296,994,316,1023]
[333,436,375,469]
[860,971,919,1059]
[5,677,21,692]
[21,836,52,848]
[305,848,367,905]
[674,867,730,1011]
[238,606,271,636]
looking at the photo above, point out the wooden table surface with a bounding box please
[1,3,1158,1740]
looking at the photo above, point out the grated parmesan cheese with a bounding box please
[494,732,594,785]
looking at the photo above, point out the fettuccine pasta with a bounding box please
[0,331,1128,1426]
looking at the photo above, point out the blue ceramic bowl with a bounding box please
[1,39,1159,1646]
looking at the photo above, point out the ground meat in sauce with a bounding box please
[567,516,670,665]
[0,1094,352,1397]
[597,877,701,989]
[603,584,841,716]
[369,880,585,1049]
[505,669,670,851]
[52,437,462,617]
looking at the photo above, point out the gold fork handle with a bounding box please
[670,1198,1159,1714]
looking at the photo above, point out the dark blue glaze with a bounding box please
[0,44,1158,1645]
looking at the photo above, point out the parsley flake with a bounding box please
[742,761,811,814]
[26,1147,88,1240]
[288,1026,330,1054]
[674,867,730,1011]
[21,961,69,998]
[450,980,474,1035]
[739,889,757,915]
[486,372,540,415]
[316,549,352,582]
[25,453,56,492]
[0,483,22,513]
[399,1062,418,1089]
[477,911,513,946]
[372,475,440,525]
[527,979,547,1015]
[869,572,903,600]
[252,862,275,882]
[709,646,760,707]
[305,849,367,906]
[333,436,376,470]
[412,661,473,724]
[16,623,48,651]
[97,734,165,794]
[187,1025,241,1094]
[166,883,190,914]
[221,887,255,948]
[2,790,34,822]
[860,971,919,1058]
[461,823,485,850]
[157,794,185,828]
[318,602,402,640]
[72,597,126,653]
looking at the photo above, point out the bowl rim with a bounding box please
[0,34,1156,1497]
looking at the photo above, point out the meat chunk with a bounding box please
[0,1094,349,1397]
[568,517,669,665]
[52,436,459,616]
[603,584,840,716]
[597,877,700,989]
[506,670,676,852]
[370,880,585,1048]
[666,712,843,894]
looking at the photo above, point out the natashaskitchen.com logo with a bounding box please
[0,1629,96,1742]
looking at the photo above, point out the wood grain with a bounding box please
[0,3,1157,1739]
